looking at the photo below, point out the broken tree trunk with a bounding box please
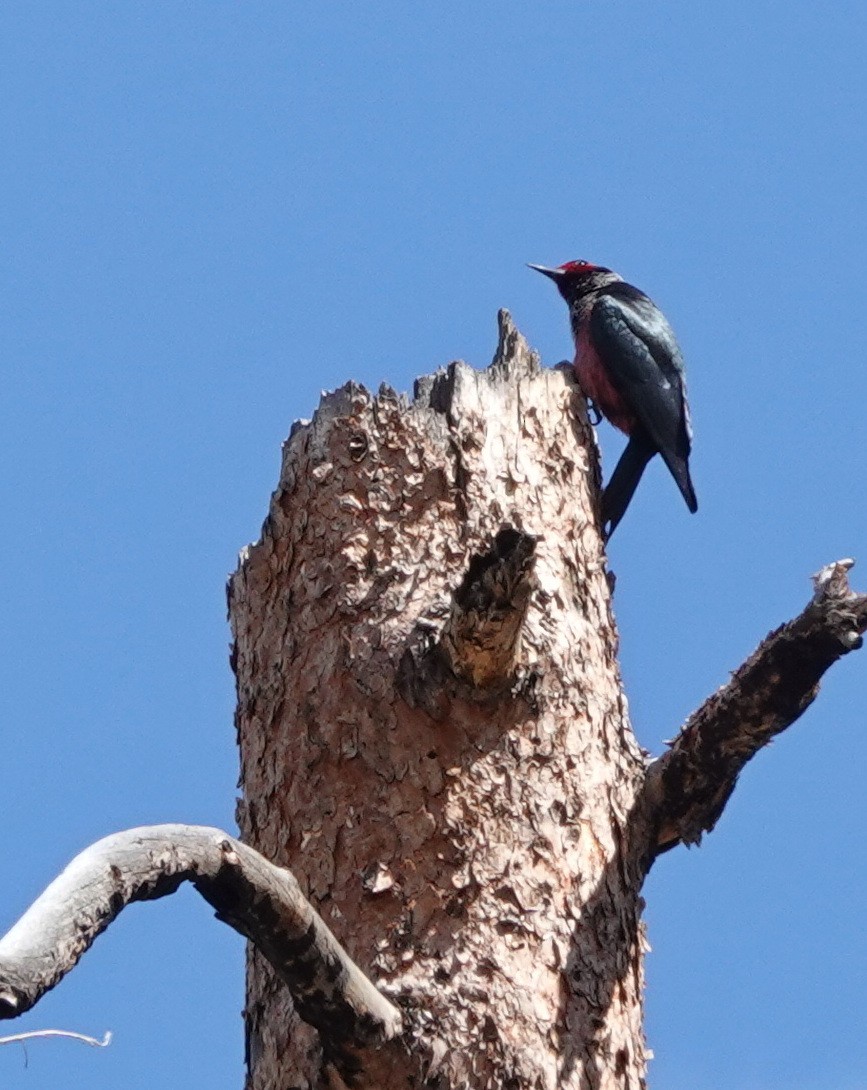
[227,311,867,1089]
[229,312,649,1089]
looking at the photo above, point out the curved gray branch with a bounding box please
[0,825,404,1082]
[643,559,867,852]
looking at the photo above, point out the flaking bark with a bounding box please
[230,312,649,1090]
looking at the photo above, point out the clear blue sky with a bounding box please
[1,4,864,1088]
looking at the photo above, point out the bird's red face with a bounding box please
[556,259,600,276]
[528,259,609,282]
[528,259,614,302]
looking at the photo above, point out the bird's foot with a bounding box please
[587,398,602,426]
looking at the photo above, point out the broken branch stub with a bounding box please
[442,526,539,688]
[397,525,539,713]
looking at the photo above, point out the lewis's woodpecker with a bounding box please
[530,259,697,537]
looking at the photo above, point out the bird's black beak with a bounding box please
[527,263,563,282]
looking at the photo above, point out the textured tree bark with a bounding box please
[229,312,651,1090]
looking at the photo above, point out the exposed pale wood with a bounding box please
[644,559,867,850]
[0,825,403,1083]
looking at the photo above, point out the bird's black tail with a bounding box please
[658,447,698,515]
[603,434,698,538]
[602,434,655,538]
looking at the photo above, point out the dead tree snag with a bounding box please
[228,313,864,1088]
[229,310,646,1090]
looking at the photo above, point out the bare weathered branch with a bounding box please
[0,825,405,1083]
[644,559,867,851]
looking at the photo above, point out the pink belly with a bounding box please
[574,328,636,435]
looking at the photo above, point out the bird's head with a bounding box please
[528,259,618,302]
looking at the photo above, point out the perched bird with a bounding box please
[529,259,697,537]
